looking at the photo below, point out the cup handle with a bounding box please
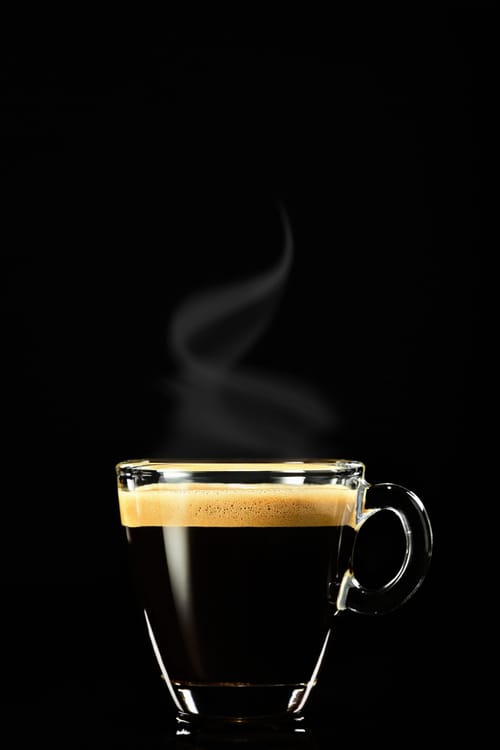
[337,482,434,614]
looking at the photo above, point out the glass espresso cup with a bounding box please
[116,459,433,731]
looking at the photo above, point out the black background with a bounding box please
[1,9,491,748]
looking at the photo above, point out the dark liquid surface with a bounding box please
[127,525,355,685]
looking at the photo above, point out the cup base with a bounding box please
[171,681,312,723]
[176,710,310,745]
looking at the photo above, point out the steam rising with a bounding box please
[162,205,336,457]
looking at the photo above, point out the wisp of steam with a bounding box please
[162,204,336,457]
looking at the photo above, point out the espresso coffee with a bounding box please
[117,459,433,725]
[119,476,357,718]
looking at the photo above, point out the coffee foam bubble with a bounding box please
[119,483,357,528]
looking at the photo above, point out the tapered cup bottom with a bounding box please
[172,682,313,736]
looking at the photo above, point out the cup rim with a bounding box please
[116,458,366,475]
